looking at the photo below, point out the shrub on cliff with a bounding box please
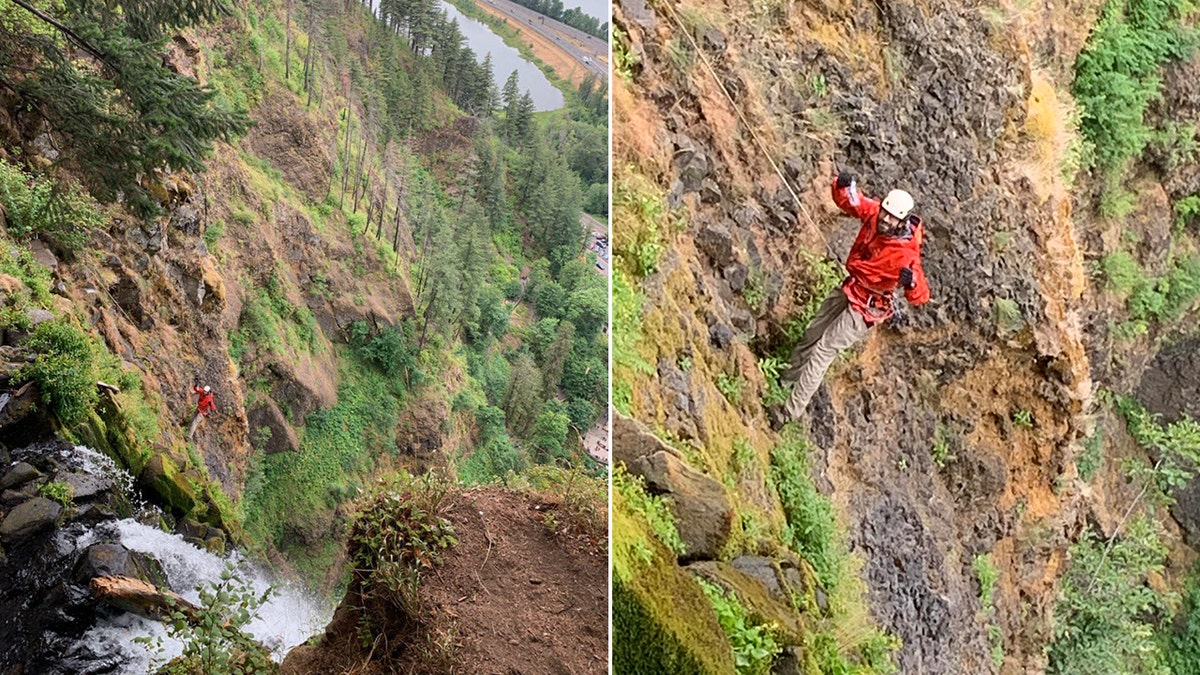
[20,319,99,426]
[0,158,103,252]
[1072,0,1198,175]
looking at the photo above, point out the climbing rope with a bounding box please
[658,0,824,241]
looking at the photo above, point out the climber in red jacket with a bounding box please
[188,384,216,440]
[776,171,930,425]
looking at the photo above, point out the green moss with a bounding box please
[613,489,737,675]
[142,453,198,515]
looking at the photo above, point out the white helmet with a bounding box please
[881,189,914,220]
[203,386,211,393]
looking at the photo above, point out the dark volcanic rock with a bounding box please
[0,496,63,542]
[1,461,42,490]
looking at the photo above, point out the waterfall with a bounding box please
[11,445,332,674]
[75,519,330,673]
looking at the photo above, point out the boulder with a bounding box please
[0,462,42,490]
[55,471,110,501]
[628,450,733,561]
[696,220,734,268]
[0,497,62,542]
[246,396,300,455]
[74,543,168,588]
[613,411,673,469]
[139,454,196,515]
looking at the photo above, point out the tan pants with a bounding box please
[782,288,869,419]
[188,412,206,440]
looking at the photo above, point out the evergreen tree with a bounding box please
[0,0,250,216]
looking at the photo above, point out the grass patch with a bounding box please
[614,465,686,557]
[613,169,666,278]
[697,578,782,675]
[241,355,400,580]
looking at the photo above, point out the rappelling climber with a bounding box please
[188,384,216,440]
[772,170,930,427]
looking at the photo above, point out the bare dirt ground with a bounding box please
[282,488,607,675]
[425,489,608,674]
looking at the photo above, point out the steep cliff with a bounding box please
[612,0,1200,673]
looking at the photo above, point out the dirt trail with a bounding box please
[282,489,607,675]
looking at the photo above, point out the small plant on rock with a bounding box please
[38,480,74,506]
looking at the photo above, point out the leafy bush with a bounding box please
[1072,0,1198,175]
[20,320,99,425]
[347,472,457,613]
[697,578,781,675]
[1048,515,1170,674]
[142,566,276,675]
[614,466,686,557]
[768,431,841,590]
[349,319,423,387]
[38,480,74,506]
[0,158,104,251]
[1117,396,1200,503]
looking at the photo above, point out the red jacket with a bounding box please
[194,386,215,415]
[831,177,930,324]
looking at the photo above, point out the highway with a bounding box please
[479,0,608,78]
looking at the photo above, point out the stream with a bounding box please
[0,444,330,674]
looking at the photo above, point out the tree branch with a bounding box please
[3,0,119,73]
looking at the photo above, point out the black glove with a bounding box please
[899,267,915,291]
[836,171,854,189]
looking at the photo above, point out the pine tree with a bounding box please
[0,0,250,216]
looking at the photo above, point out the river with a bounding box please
[438,0,565,112]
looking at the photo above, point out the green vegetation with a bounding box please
[0,0,251,216]
[769,429,900,673]
[698,578,782,675]
[1013,409,1034,429]
[19,320,100,426]
[615,465,687,557]
[614,170,666,278]
[142,566,277,675]
[241,356,401,578]
[931,423,956,468]
[0,158,104,251]
[1072,0,1198,177]
[1050,397,1200,673]
[347,472,457,610]
[716,373,746,407]
[1048,515,1171,674]
[38,480,74,507]
[1078,430,1106,482]
[1116,396,1200,505]
[973,554,1003,669]
[769,433,841,590]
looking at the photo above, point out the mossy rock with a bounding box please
[688,560,807,643]
[77,391,149,476]
[613,490,735,674]
[140,453,197,515]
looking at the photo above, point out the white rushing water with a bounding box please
[76,519,331,673]
[51,445,331,674]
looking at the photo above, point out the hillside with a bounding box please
[0,0,607,671]
[611,0,1200,673]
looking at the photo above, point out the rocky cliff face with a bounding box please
[613,0,1200,672]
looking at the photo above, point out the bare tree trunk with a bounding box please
[352,131,369,212]
[285,0,292,81]
[340,112,354,209]
[326,113,342,200]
